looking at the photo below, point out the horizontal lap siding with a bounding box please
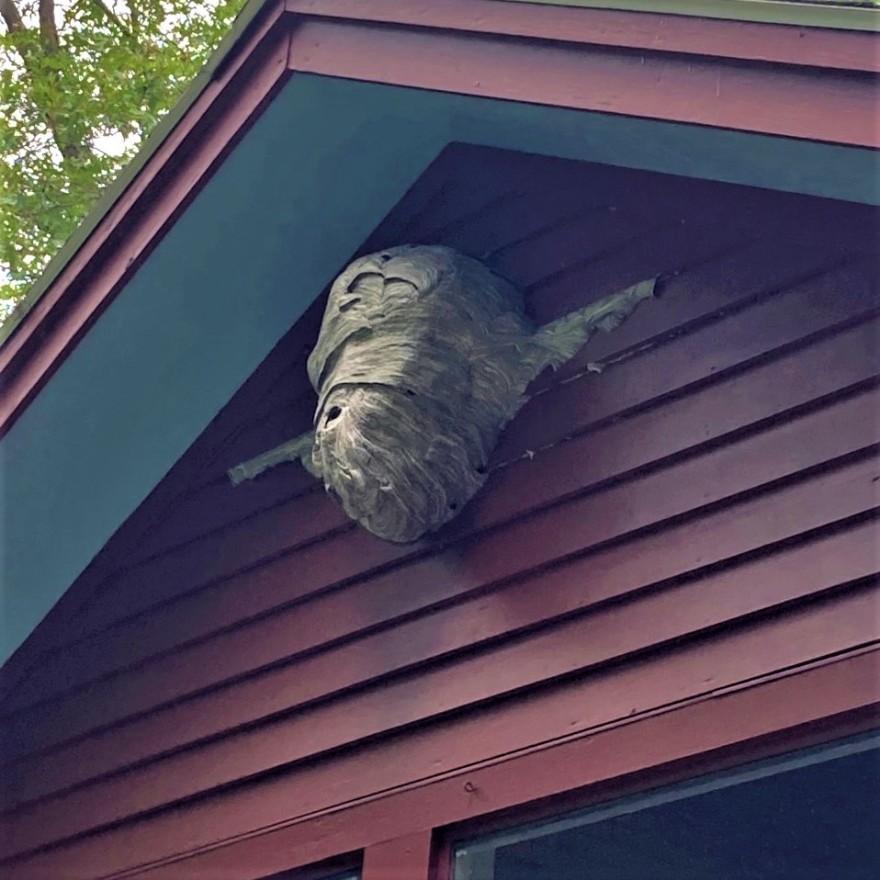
[7,511,878,811]
[6,607,879,877]
[1,145,877,875]
[8,285,876,719]
[3,369,878,758]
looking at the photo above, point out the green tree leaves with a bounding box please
[0,0,247,324]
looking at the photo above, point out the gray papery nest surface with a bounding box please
[230,245,655,543]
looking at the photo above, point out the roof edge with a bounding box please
[0,0,282,349]
[1,0,876,439]
[4,0,876,359]
[502,0,880,32]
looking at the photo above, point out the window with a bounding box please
[453,732,879,879]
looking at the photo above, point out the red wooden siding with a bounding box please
[1,145,877,878]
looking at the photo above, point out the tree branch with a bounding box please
[3,0,91,165]
[87,0,131,36]
[0,0,23,33]
[38,0,59,52]
[39,1,89,163]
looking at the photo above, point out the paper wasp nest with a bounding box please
[230,245,654,543]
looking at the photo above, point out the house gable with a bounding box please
[0,5,877,874]
[1,142,877,875]
[3,69,878,671]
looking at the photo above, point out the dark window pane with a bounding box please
[454,734,880,880]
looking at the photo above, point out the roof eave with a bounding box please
[503,0,880,32]
[0,0,282,350]
[1,0,876,441]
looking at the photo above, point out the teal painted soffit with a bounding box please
[1,73,877,665]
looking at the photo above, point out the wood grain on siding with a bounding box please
[1,145,877,876]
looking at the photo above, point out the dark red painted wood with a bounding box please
[74,303,324,578]
[286,0,880,73]
[11,271,876,693]
[288,19,879,147]
[4,148,877,877]
[528,241,863,383]
[4,509,875,810]
[4,361,877,731]
[134,650,878,880]
[495,271,877,461]
[125,463,320,563]
[362,830,432,880]
[4,621,876,876]
[4,388,876,763]
[2,521,875,850]
[362,145,876,280]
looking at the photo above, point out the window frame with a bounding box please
[445,730,880,879]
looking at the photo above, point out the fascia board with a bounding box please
[501,0,880,31]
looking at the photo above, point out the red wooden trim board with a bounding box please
[363,830,433,880]
[21,648,870,880]
[285,0,879,73]
[287,18,878,149]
